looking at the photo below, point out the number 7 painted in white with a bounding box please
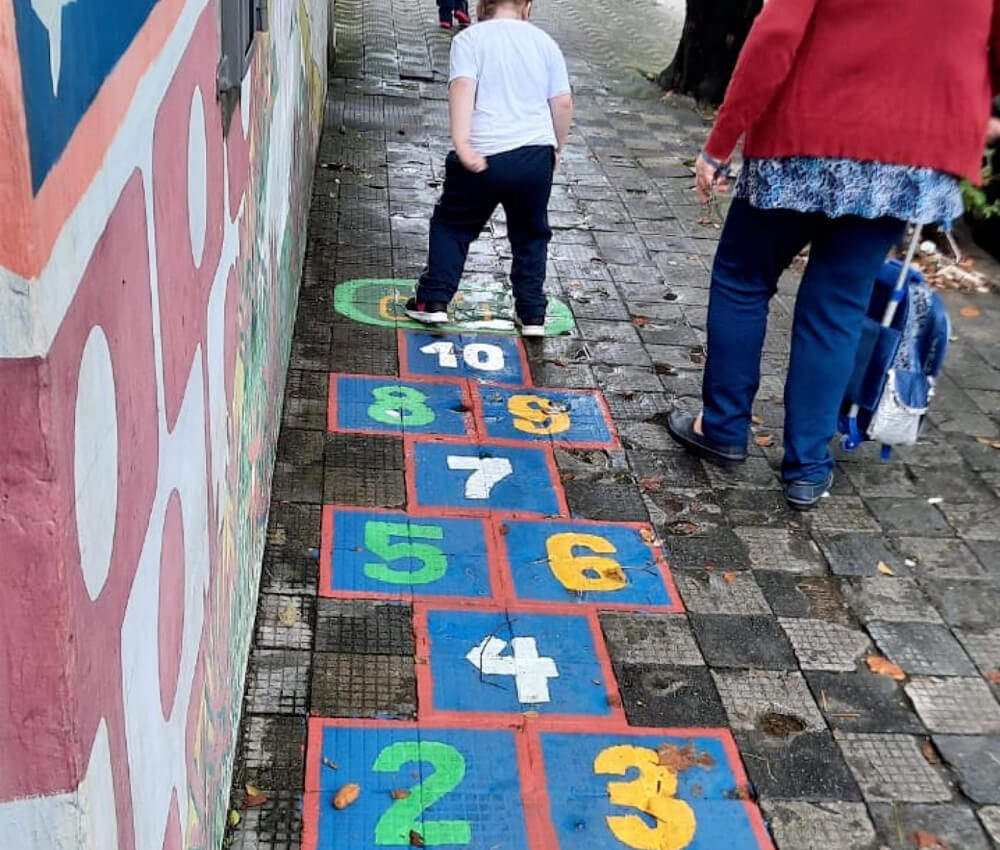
[447,455,513,499]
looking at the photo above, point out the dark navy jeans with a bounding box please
[702,198,905,483]
[417,145,554,321]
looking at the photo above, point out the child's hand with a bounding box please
[457,146,488,173]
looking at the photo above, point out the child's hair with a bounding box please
[476,0,530,20]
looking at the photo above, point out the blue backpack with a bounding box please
[840,237,951,460]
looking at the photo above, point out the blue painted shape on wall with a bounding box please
[404,331,525,384]
[503,519,676,607]
[479,386,614,445]
[13,0,158,191]
[412,442,561,516]
[426,609,611,715]
[329,510,493,598]
[315,725,528,849]
[540,732,764,850]
[333,375,470,436]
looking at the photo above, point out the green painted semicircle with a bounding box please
[333,278,575,336]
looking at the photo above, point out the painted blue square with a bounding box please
[314,725,528,849]
[404,331,525,384]
[426,610,611,715]
[479,386,614,445]
[503,520,677,608]
[412,443,561,516]
[540,732,765,850]
[333,375,470,436]
[328,510,492,598]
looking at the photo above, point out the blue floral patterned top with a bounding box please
[735,156,964,227]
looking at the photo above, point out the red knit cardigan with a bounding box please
[704,0,1000,183]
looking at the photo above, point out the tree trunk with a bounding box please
[658,0,763,106]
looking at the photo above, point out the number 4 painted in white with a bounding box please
[447,455,513,499]
[465,636,559,703]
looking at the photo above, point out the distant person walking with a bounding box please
[667,0,996,509]
[407,0,574,336]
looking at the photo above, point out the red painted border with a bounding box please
[397,327,535,388]
[402,435,571,520]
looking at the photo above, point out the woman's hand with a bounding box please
[695,152,731,203]
[456,145,488,173]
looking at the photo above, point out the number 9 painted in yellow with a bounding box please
[507,394,571,435]
[594,746,696,850]
[547,533,627,592]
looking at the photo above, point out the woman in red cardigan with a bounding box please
[667,0,999,510]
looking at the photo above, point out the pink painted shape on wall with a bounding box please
[152,9,225,432]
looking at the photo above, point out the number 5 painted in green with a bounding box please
[373,742,472,845]
[364,522,448,585]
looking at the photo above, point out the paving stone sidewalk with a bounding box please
[228,0,1000,848]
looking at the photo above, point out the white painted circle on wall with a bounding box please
[188,86,208,268]
[75,326,119,601]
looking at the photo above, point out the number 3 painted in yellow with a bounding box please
[594,746,696,850]
[546,533,627,591]
[507,394,572,435]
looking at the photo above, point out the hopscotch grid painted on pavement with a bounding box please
[309,315,775,850]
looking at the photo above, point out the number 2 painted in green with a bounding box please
[373,742,472,845]
[363,522,448,585]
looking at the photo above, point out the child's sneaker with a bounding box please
[438,20,453,29]
[405,297,450,324]
[517,316,546,337]
[454,9,471,25]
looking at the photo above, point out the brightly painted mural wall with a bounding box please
[0,1,327,848]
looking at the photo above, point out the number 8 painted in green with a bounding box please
[368,385,436,427]
[373,742,472,845]
[364,522,448,585]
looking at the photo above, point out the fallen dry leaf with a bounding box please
[333,783,361,810]
[228,810,241,828]
[244,783,268,807]
[657,742,715,773]
[867,655,906,681]
[639,528,656,544]
[960,306,981,318]
[722,571,739,585]
[877,561,896,576]
[754,434,774,448]
[920,741,940,764]
[751,415,764,426]
[409,830,426,847]
[632,316,650,327]
[390,789,411,800]
[638,476,664,492]
[278,601,298,628]
[975,436,1000,450]
[911,829,950,850]
[560,471,576,482]
[986,671,1000,685]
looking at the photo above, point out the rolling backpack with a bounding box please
[840,226,951,459]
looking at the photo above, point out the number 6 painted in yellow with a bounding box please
[507,394,571,435]
[547,533,627,592]
[594,746,696,850]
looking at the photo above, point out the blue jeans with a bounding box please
[702,198,905,483]
[417,145,554,320]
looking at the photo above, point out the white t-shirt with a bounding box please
[449,20,571,157]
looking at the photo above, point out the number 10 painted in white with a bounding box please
[420,341,506,372]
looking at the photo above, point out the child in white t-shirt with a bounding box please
[406,0,574,336]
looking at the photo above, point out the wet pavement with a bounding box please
[228,0,1000,847]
